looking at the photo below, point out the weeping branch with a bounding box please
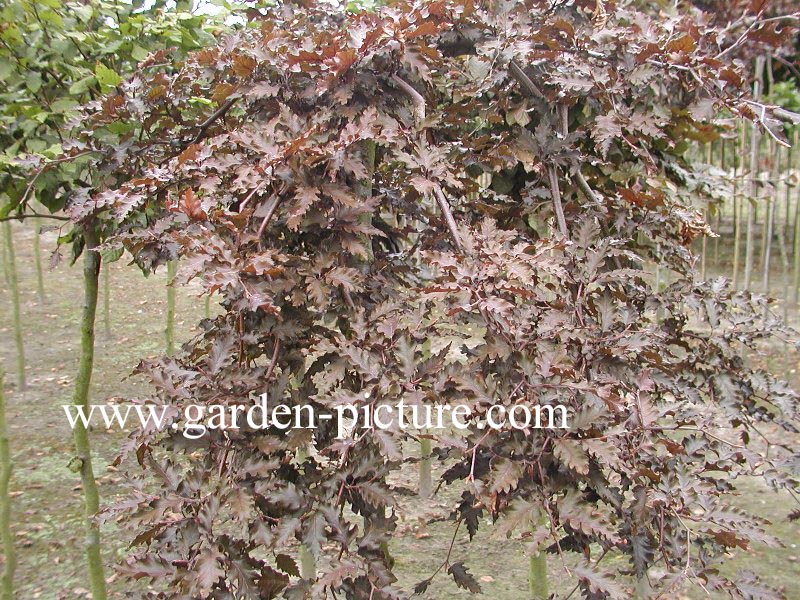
[575,170,601,205]
[433,185,464,252]
[191,96,239,144]
[391,74,426,122]
[509,61,546,100]
[507,84,571,236]
[256,196,282,240]
[547,104,569,237]
[392,74,464,252]
[546,165,569,237]
[239,180,267,212]
[264,339,281,383]
[716,15,800,60]
[12,151,98,217]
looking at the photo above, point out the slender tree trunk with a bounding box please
[762,140,782,297]
[294,446,317,579]
[732,127,742,289]
[775,147,790,319]
[794,185,800,305]
[31,218,45,303]
[766,55,774,93]
[2,223,25,392]
[0,370,15,600]
[701,142,711,280]
[165,259,177,355]
[0,226,7,286]
[418,436,432,498]
[714,139,725,266]
[774,146,791,368]
[655,244,670,322]
[783,146,791,241]
[744,56,765,291]
[791,130,800,305]
[762,194,774,294]
[529,519,548,599]
[71,225,108,600]
[102,262,111,339]
[529,554,548,599]
[654,255,661,290]
[655,243,662,294]
[758,140,773,267]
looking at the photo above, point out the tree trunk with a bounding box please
[762,140,783,297]
[0,370,15,600]
[165,259,177,355]
[775,147,790,321]
[762,195,774,295]
[758,143,772,267]
[2,223,25,392]
[791,130,800,305]
[294,446,317,579]
[102,261,111,339]
[701,142,711,281]
[31,218,45,303]
[71,225,108,600]
[714,139,725,266]
[528,519,548,599]
[418,436,432,498]
[783,143,791,242]
[0,225,7,286]
[732,126,742,289]
[743,56,765,291]
[528,553,548,599]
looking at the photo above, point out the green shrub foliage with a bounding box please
[64,0,800,598]
[0,0,233,223]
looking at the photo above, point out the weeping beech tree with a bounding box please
[63,0,800,598]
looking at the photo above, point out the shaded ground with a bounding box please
[0,223,797,598]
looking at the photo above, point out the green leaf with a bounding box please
[26,71,42,93]
[100,246,124,264]
[69,75,96,95]
[0,199,19,220]
[26,139,47,153]
[38,187,66,213]
[72,4,93,22]
[94,63,121,90]
[69,233,85,266]
[51,98,78,113]
[42,143,63,158]
[130,44,149,61]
